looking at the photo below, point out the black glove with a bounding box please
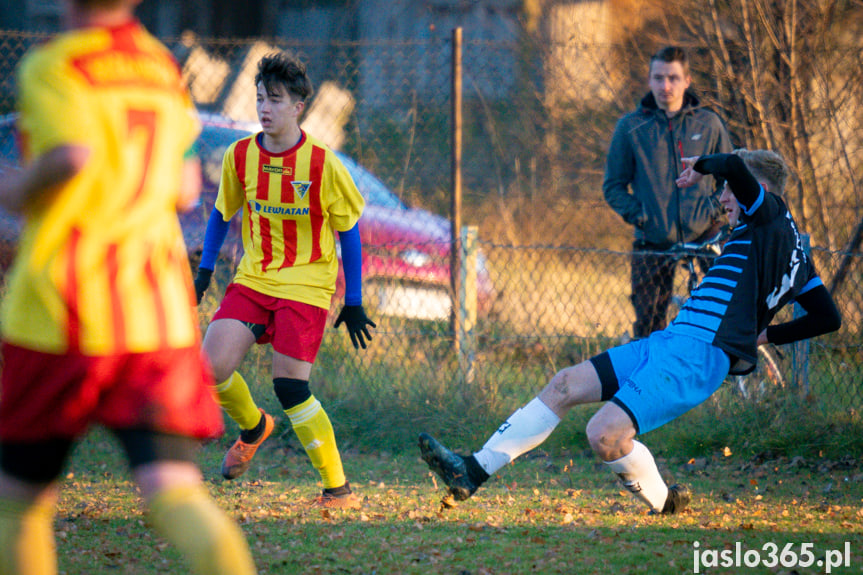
[334,305,376,349]
[193,268,213,305]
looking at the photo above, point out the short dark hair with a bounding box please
[255,52,314,102]
[649,46,690,76]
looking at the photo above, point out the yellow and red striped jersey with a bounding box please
[216,131,364,309]
[0,20,201,355]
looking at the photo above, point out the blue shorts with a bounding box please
[591,331,730,434]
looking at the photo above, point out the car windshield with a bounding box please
[335,152,406,211]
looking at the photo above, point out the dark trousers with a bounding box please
[630,244,676,339]
[630,236,718,338]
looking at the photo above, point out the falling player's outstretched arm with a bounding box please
[693,154,760,209]
[764,284,841,345]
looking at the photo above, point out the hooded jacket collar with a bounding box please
[639,89,701,115]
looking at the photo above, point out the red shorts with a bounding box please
[0,343,224,442]
[212,283,328,363]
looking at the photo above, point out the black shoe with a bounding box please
[658,483,691,515]
[418,433,480,501]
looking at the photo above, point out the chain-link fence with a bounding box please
[0,28,860,419]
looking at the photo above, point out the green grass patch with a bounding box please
[54,427,863,574]
[143,289,863,573]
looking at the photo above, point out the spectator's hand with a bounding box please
[193,268,213,305]
[334,305,376,349]
[676,156,704,188]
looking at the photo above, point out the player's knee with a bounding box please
[584,419,605,455]
[209,366,233,386]
[540,372,571,411]
[273,378,311,410]
[541,363,600,409]
[585,417,627,461]
[202,353,234,385]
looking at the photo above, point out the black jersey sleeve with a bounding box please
[765,284,842,345]
[694,154,761,209]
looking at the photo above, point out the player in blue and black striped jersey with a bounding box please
[667,149,840,372]
[419,149,841,515]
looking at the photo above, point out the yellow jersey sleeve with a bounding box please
[215,138,249,220]
[322,153,364,233]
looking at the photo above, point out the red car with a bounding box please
[0,113,494,320]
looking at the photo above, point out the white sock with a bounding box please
[472,397,561,476]
[604,440,668,512]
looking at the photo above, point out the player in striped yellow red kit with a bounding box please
[193,52,375,509]
[0,1,257,573]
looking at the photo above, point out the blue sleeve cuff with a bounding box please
[339,223,363,306]
[798,276,823,296]
[199,208,230,270]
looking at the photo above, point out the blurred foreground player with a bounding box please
[0,1,256,573]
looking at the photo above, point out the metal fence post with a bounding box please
[450,27,464,358]
[459,225,478,384]
[791,233,811,396]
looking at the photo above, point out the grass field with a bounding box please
[5,243,859,574]
[51,423,862,575]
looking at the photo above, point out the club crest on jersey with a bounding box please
[291,181,312,199]
[262,164,293,176]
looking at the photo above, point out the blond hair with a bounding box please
[731,148,789,194]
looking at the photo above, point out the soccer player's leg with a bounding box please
[272,303,359,509]
[587,404,675,513]
[586,343,673,513]
[0,345,78,574]
[589,337,683,514]
[420,361,605,501]
[203,287,269,429]
[274,376,359,509]
[123,431,256,575]
[0,441,69,575]
[203,318,261,427]
[0,485,59,575]
[203,318,273,480]
[111,347,257,573]
[591,332,728,514]
[215,371,269,431]
[147,484,257,575]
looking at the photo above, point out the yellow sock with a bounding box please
[284,396,346,489]
[213,372,262,430]
[0,495,57,575]
[147,485,256,575]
